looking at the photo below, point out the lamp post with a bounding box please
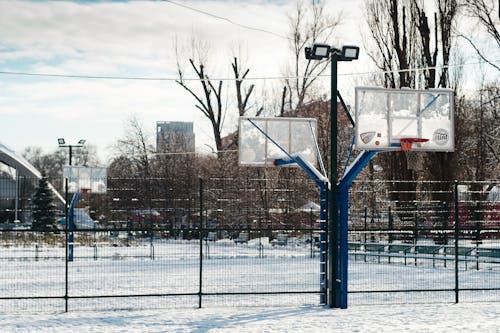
[58,138,86,166]
[58,138,85,266]
[305,43,359,308]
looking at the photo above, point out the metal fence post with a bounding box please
[64,177,69,313]
[198,178,204,308]
[364,206,368,263]
[310,208,313,259]
[454,180,459,304]
[388,206,393,264]
[150,243,155,260]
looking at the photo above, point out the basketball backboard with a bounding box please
[63,166,107,193]
[354,87,454,151]
[238,117,318,167]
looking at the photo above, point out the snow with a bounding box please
[0,303,498,332]
[355,87,454,151]
[0,239,499,331]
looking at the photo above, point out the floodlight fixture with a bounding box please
[57,138,86,165]
[305,43,360,62]
[312,43,331,59]
[341,45,359,61]
[305,43,331,60]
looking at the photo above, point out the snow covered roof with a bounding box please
[0,141,65,204]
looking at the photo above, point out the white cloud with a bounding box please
[0,1,293,76]
[4,0,493,163]
[0,0,302,160]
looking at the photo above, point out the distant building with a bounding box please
[0,141,65,225]
[156,121,195,153]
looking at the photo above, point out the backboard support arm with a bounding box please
[335,150,378,308]
[246,118,330,304]
[337,91,355,127]
[246,118,295,162]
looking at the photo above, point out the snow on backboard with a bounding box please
[238,117,318,167]
[354,87,454,152]
[63,166,107,193]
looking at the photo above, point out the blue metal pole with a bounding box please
[319,183,328,304]
[338,187,349,308]
[336,150,378,308]
[68,192,79,262]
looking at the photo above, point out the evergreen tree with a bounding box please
[32,176,57,231]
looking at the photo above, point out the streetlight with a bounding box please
[305,43,359,309]
[58,138,86,266]
[58,138,86,166]
[305,44,359,61]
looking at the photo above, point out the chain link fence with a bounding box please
[0,177,498,312]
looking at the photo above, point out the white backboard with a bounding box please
[355,87,454,151]
[63,166,107,193]
[239,117,318,167]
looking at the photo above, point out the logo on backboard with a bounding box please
[433,128,449,146]
[360,131,376,144]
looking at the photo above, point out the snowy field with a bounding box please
[0,302,498,332]
[1,238,499,331]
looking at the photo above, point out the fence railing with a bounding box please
[0,178,499,311]
[0,226,324,312]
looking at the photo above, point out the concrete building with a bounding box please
[156,121,195,153]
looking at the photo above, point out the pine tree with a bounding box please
[32,176,57,231]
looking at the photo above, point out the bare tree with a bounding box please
[107,155,135,178]
[364,0,459,206]
[283,0,342,112]
[459,0,500,72]
[176,56,225,153]
[364,0,421,192]
[176,38,263,153]
[457,82,500,180]
[412,0,459,88]
[365,0,419,88]
[113,115,154,178]
[72,145,100,167]
[412,0,459,201]
[22,147,67,191]
[232,57,262,117]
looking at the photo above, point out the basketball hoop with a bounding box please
[81,188,90,194]
[399,138,429,170]
[399,138,429,151]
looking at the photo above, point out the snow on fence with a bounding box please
[0,227,499,312]
[0,178,499,312]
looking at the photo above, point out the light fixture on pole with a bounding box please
[58,138,86,166]
[305,42,359,309]
[305,44,359,61]
[58,138,86,269]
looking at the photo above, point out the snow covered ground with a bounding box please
[1,238,499,331]
[0,302,498,332]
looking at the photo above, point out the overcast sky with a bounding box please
[0,0,497,163]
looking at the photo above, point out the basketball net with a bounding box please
[400,138,428,171]
[405,151,424,170]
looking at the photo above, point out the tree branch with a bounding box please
[458,33,500,72]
